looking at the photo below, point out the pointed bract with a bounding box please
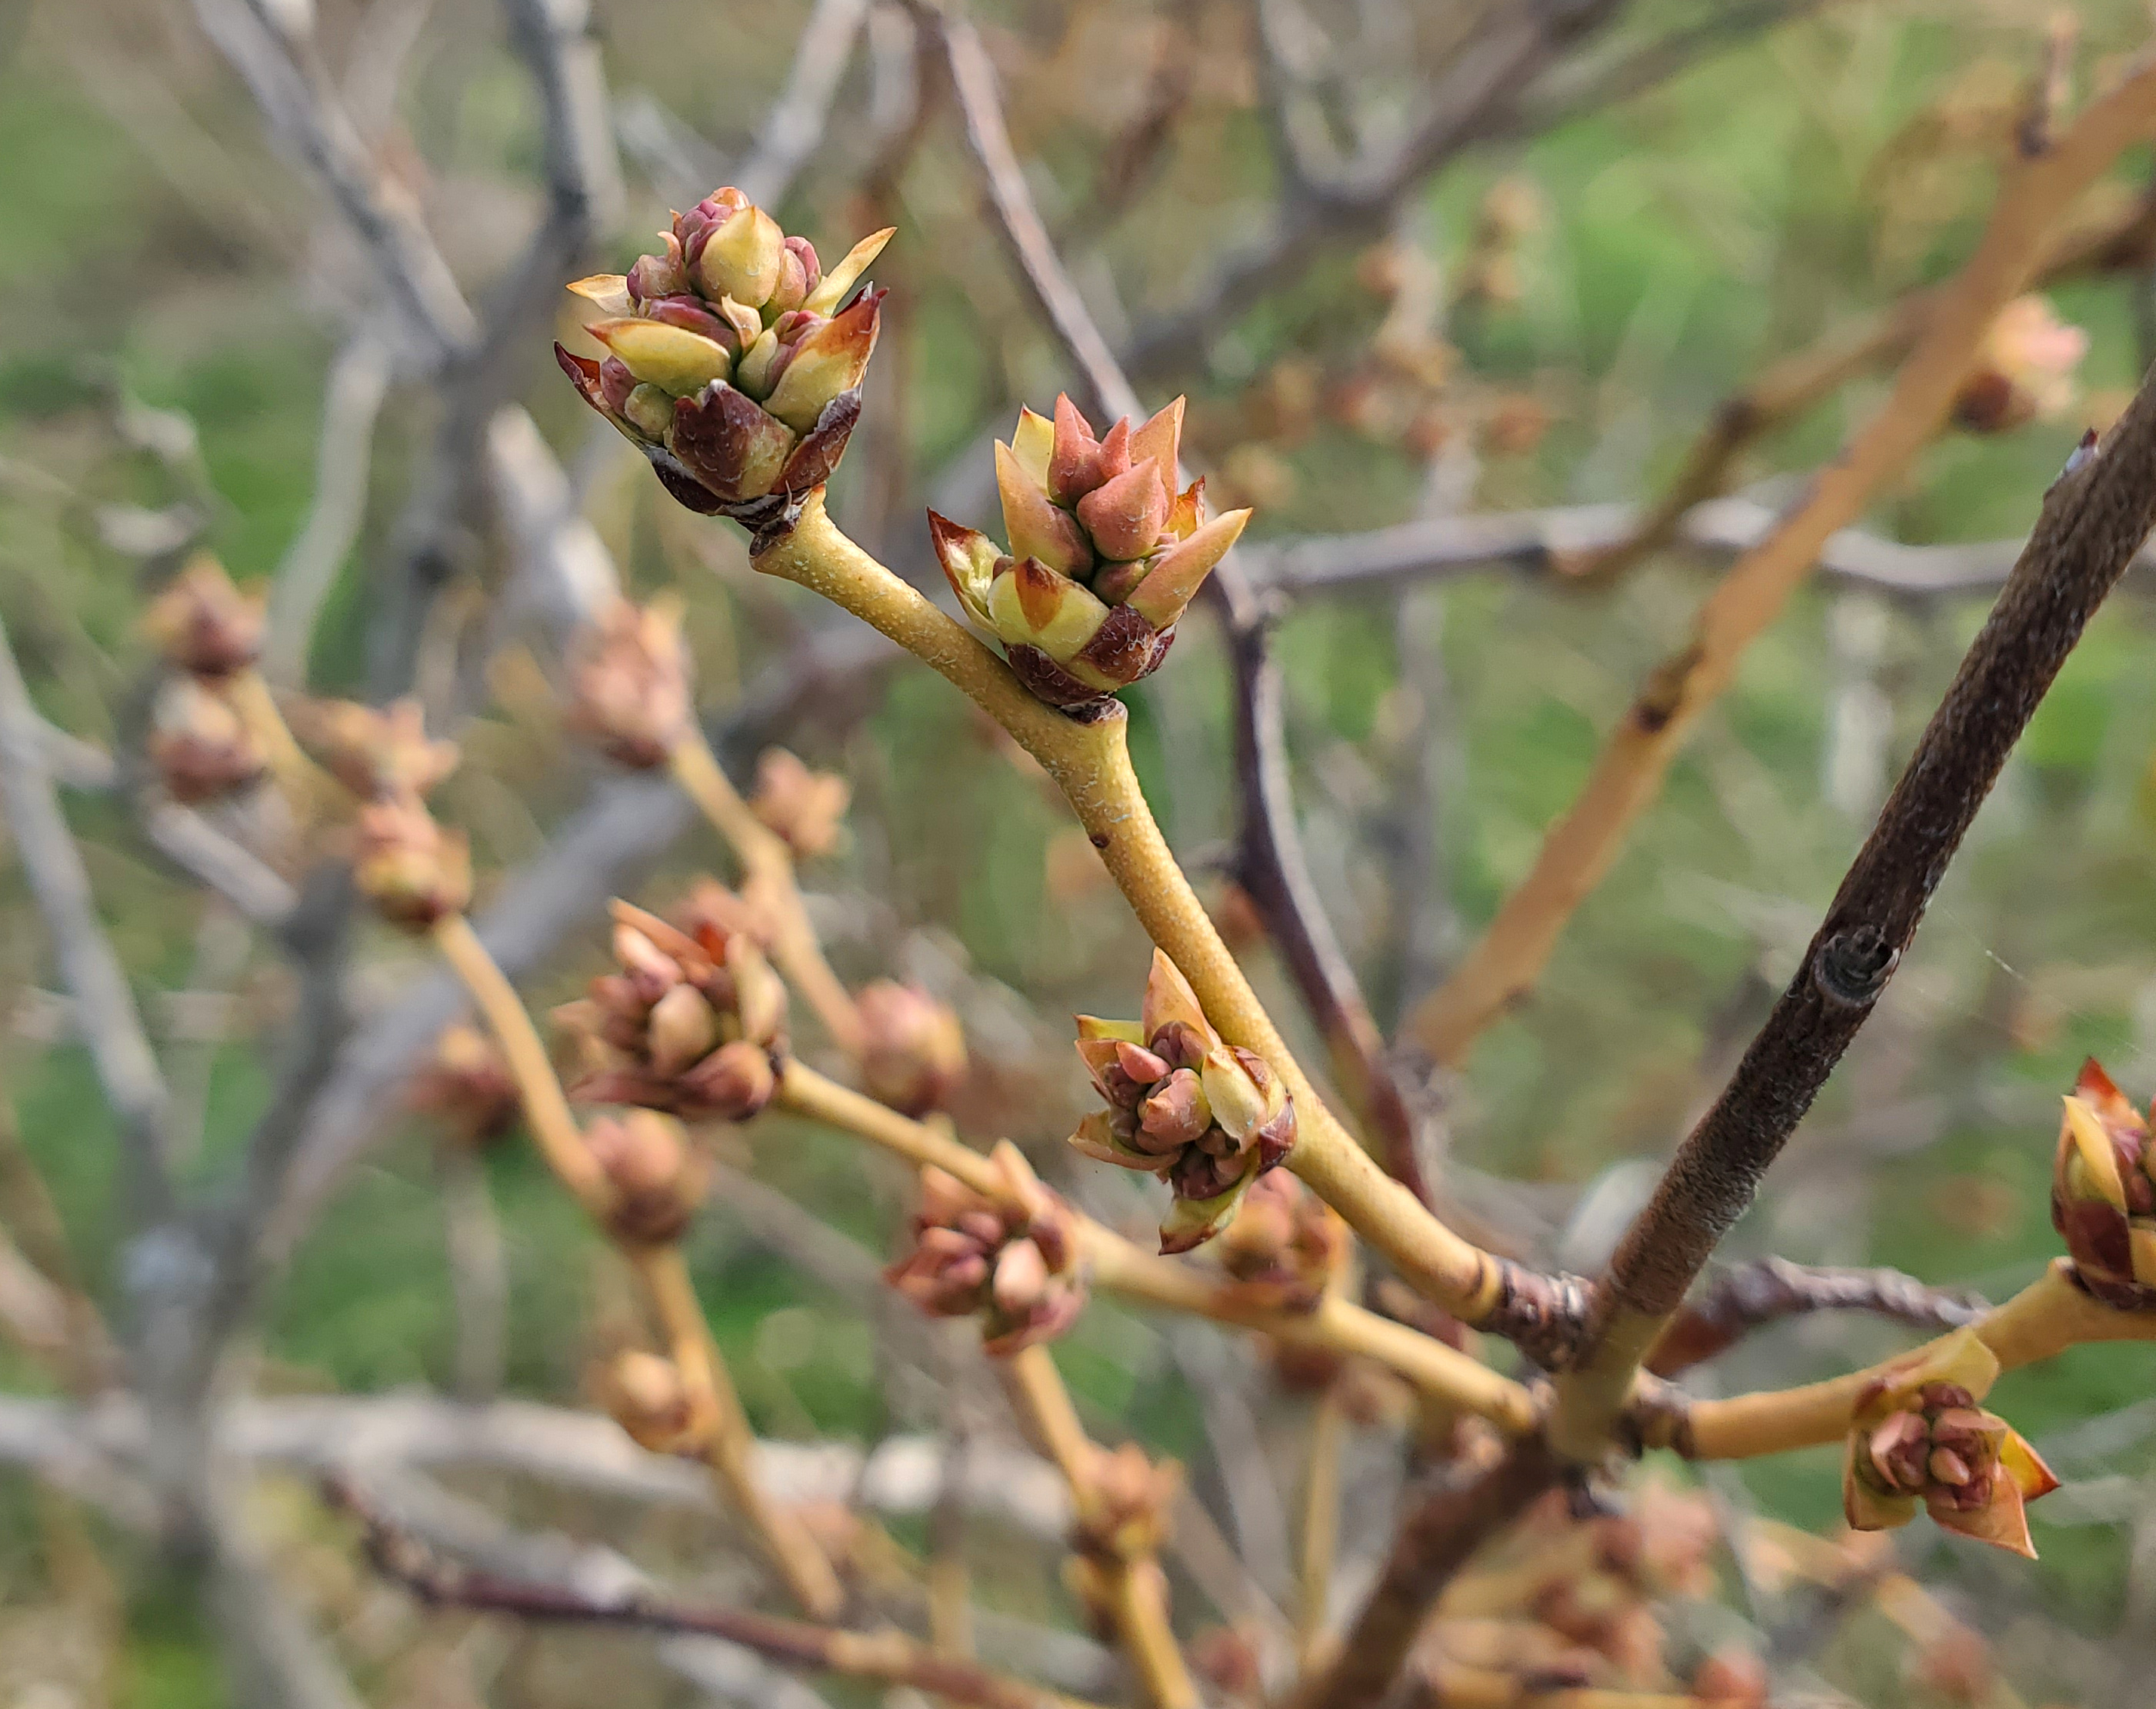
[1128,396,1185,487]
[1077,456,1171,561]
[588,318,733,396]
[698,204,786,306]
[1127,508,1251,627]
[801,226,895,317]
[1012,406,1055,488]
[764,289,884,433]
[996,441,1095,578]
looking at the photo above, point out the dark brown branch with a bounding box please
[1644,1258,1989,1378]
[327,1477,1095,1709]
[1285,1440,1561,1709]
[1230,619,1432,1203]
[1561,363,2156,1447]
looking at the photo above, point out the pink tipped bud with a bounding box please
[1125,508,1251,628]
[1048,394,1108,505]
[1076,457,1171,561]
[587,1109,708,1244]
[143,555,265,678]
[995,441,1095,578]
[1138,1068,1211,1151]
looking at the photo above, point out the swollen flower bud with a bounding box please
[585,1109,710,1245]
[885,1144,1086,1354]
[1214,1171,1345,1312]
[288,697,459,800]
[407,1024,521,1147]
[354,795,472,929]
[566,598,693,770]
[2051,1057,2156,1304]
[855,980,966,1116]
[556,897,786,1120]
[143,555,264,678]
[1955,295,2087,434]
[931,395,1249,708]
[1071,1441,1180,1564]
[748,748,850,859]
[1841,1330,2058,1557]
[597,1349,710,1454]
[557,190,892,521]
[146,676,265,804]
[1068,951,1295,1253]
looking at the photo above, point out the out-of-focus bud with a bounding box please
[1481,393,1552,458]
[1955,295,2087,433]
[748,747,850,859]
[930,395,1251,708]
[1214,1171,1344,1312]
[1841,1329,2058,1557]
[288,697,459,800]
[354,795,472,929]
[565,598,693,770]
[1188,1627,1263,1704]
[884,1144,1086,1354]
[146,676,265,803]
[854,980,966,1116]
[596,1349,710,1454]
[556,898,786,1119]
[671,875,780,953]
[585,1109,710,1244]
[1598,1477,1718,1599]
[557,192,892,521]
[1067,950,1295,1254]
[407,1023,521,1147]
[1908,1628,1994,1705]
[1691,1647,1769,1707]
[1456,175,1544,308]
[143,555,265,678]
[2051,1057,2156,1304]
[1071,1441,1180,1564]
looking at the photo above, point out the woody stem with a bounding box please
[754,498,1518,1330]
[668,728,865,1054]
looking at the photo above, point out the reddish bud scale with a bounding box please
[556,190,891,516]
[885,1148,1086,1354]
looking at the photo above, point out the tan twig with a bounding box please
[428,913,843,1617]
[1407,58,2156,1069]
[332,1473,1097,1709]
[667,729,864,1054]
[775,1059,1534,1430]
[1005,1346,1199,1709]
[753,501,1579,1345]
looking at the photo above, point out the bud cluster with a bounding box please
[1212,1170,1344,1312]
[1068,951,1296,1254]
[585,1108,711,1245]
[931,396,1251,707]
[854,979,966,1117]
[885,1144,1086,1354]
[2051,1056,2156,1304]
[1841,1331,2057,1557]
[142,557,268,805]
[1065,1443,1181,1641]
[407,1023,521,1147]
[555,188,890,521]
[749,746,851,859]
[555,898,787,1121]
[565,598,694,770]
[596,1348,710,1454]
[288,697,462,801]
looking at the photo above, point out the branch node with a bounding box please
[1814,924,1897,1008]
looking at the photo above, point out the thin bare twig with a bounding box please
[1644,1258,1989,1377]
[0,611,175,1220]
[330,1474,1104,1709]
